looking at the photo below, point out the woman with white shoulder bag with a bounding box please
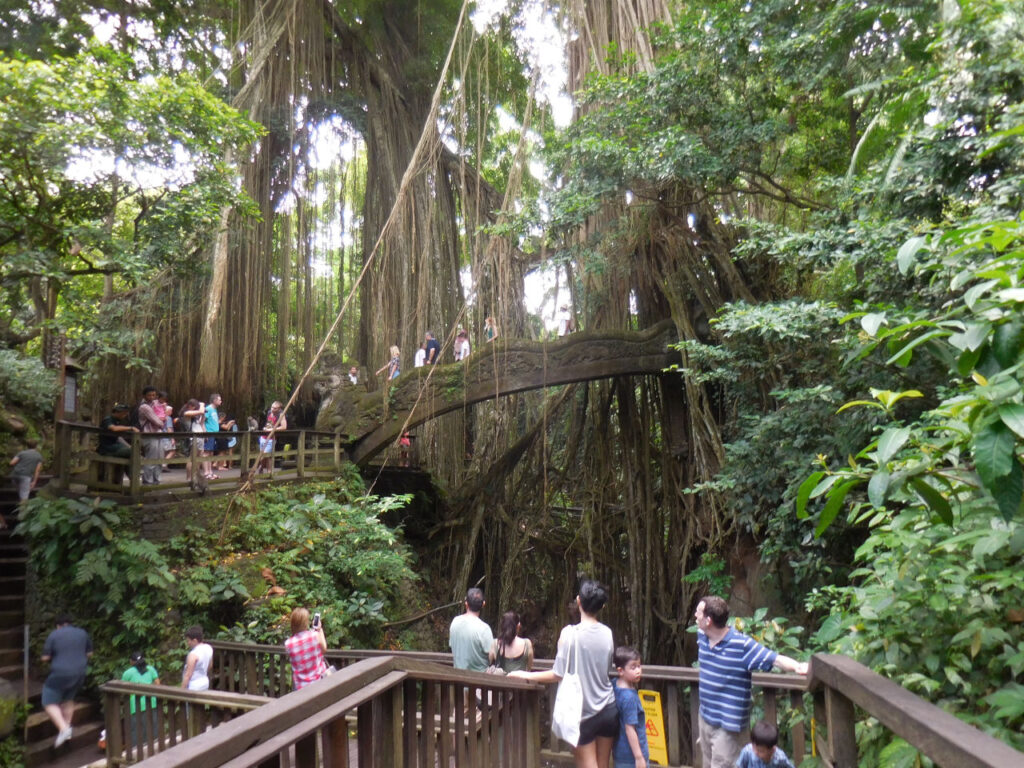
[510,579,618,768]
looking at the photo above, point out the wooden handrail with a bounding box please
[101,682,269,710]
[809,654,1024,768]
[205,640,807,766]
[118,655,541,768]
[53,420,348,498]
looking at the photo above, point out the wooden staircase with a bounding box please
[0,485,104,767]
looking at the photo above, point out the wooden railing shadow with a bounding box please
[54,421,347,499]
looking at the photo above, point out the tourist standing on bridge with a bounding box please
[511,579,618,768]
[41,613,92,748]
[121,651,161,747]
[489,610,534,674]
[178,399,205,484]
[348,365,360,385]
[484,316,499,342]
[425,331,441,364]
[201,395,222,480]
[454,329,471,361]
[693,596,808,768]
[181,625,213,691]
[414,342,427,367]
[376,345,401,380]
[449,587,492,672]
[258,401,287,473]
[138,386,166,486]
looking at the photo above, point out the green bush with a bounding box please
[19,476,416,686]
[0,349,57,418]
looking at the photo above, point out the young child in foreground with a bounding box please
[613,646,649,768]
[736,720,795,768]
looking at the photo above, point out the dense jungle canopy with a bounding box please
[2,0,1024,757]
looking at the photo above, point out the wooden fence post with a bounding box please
[298,430,307,478]
[104,689,124,766]
[825,687,858,767]
[129,433,142,497]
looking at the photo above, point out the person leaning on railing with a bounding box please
[285,608,328,690]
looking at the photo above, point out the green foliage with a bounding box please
[682,553,733,597]
[0,349,57,417]
[807,509,1024,751]
[0,699,28,768]
[0,42,261,360]
[20,476,415,686]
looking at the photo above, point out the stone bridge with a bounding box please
[316,320,679,466]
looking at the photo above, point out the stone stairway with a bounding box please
[0,485,104,767]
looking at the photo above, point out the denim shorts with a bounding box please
[42,673,84,706]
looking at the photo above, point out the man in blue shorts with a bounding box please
[41,614,92,748]
[694,596,808,768]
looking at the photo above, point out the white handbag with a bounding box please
[550,626,584,747]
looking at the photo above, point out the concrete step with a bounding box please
[0,663,24,680]
[0,576,26,596]
[0,674,41,703]
[0,626,24,646]
[26,718,105,767]
[0,591,24,609]
[0,610,25,629]
[0,556,27,577]
[26,699,101,742]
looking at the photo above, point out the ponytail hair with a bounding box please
[497,611,520,655]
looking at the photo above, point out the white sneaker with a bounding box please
[55,726,73,747]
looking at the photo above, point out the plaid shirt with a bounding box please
[286,630,327,690]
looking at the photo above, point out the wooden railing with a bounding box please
[206,641,809,767]
[53,420,347,498]
[101,683,268,764]
[809,654,1024,768]
[103,655,541,768]
[99,643,1024,767]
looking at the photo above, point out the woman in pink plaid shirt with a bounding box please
[285,608,328,690]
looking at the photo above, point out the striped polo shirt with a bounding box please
[697,628,777,732]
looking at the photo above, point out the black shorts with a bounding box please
[578,700,619,746]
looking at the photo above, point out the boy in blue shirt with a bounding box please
[736,720,795,768]
[613,646,649,768]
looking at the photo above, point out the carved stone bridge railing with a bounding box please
[316,320,679,465]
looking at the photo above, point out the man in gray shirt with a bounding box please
[42,614,92,748]
[9,437,43,504]
[449,587,493,672]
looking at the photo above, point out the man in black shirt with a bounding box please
[97,404,137,458]
[424,331,441,365]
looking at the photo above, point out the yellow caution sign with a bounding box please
[639,689,669,766]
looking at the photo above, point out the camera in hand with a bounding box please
[312,612,321,629]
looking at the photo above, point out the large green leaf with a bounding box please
[973,420,1016,489]
[796,471,826,519]
[815,480,859,537]
[991,459,1024,522]
[910,476,953,525]
[867,470,890,508]
[998,403,1024,439]
[877,426,911,464]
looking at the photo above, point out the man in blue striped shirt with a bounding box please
[694,596,809,768]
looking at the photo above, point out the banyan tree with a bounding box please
[13,0,809,665]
